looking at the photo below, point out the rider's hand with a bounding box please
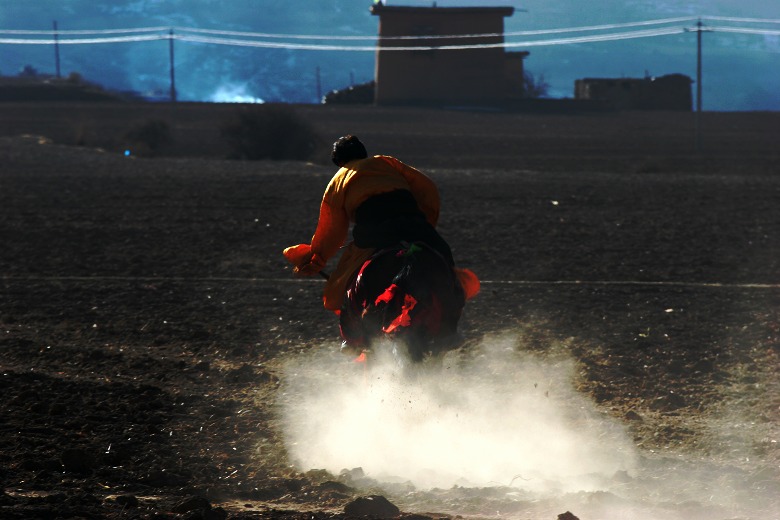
[293,252,326,277]
[293,263,319,277]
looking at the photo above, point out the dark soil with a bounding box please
[0,104,778,519]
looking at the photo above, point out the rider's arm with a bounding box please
[310,183,350,267]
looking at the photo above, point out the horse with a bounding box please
[338,241,466,365]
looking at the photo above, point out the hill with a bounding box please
[0,101,778,173]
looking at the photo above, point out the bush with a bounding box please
[66,72,83,84]
[19,65,39,78]
[123,119,172,156]
[220,104,323,161]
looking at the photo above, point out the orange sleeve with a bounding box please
[380,156,439,227]
[310,177,350,263]
[283,169,350,272]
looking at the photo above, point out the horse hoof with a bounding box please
[340,340,363,356]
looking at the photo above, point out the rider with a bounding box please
[283,135,478,313]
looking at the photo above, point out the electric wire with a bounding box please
[0,26,734,50]
[171,16,698,41]
[707,26,780,36]
[1,15,779,50]
[702,15,780,24]
[0,34,168,45]
[175,27,688,51]
[4,14,778,40]
[0,26,170,35]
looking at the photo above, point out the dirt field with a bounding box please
[1,103,779,519]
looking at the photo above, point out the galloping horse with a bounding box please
[338,241,466,364]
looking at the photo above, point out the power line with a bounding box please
[0,34,168,45]
[2,14,779,47]
[4,25,756,51]
[508,27,688,49]
[0,17,699,40]
[174,16,699,41]
[3,25,779,50]
[0,26,169,35]
[708,26,780,36]
[173,27,692,51]
[504,16,698,36]
[702,15,780,24]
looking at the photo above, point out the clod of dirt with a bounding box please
[344,495,400,518]
[558,512,580,520]
[624,410,643,421]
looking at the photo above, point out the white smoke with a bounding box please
[209,83,264,103]
[279,333,637,493]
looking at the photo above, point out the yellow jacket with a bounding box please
[312,155,439,264]
[284,155,478,311]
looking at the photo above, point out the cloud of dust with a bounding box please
[279,333,637,494]
[276,333,779,519]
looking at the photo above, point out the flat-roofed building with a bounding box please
[370,3,528,106]
[575,74,693,111]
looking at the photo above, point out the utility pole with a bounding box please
[168,28,177,102]
[696,18,703,114]
[316,66,322,103]
[53,20,61,78]
[695,19,703,151]
[686,19,707,152]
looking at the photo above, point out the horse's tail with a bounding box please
[340,242,465,361]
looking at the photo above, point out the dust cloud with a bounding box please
[278,333,778,519]
[279,333,637,493]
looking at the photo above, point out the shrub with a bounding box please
[19,65,39,78]
[220,104,323,161]
[123,119,172,156]
[66,72,83,84]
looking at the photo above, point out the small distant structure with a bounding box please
[323,81,375,104]
[370,3,529,107]
[574,74,693,111]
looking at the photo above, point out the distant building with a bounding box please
[574,74,693,111]
[370,3,529,106]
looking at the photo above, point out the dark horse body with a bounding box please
[339,241,465,363]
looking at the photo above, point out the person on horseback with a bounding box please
[283,135,478,354]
